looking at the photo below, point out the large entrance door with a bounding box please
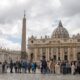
[77,52,80,60]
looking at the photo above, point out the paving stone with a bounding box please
[0,74,80,80]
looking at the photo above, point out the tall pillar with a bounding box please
[34,48,37,62]
[46,48,49,61]
[47,48,49,61]
[21,11,27,59]
[51,48,53,59]
[60,48,63,61]
[40,48,42,60]
[56,48,58,61]
[68,48,70,61]
[69,47,73,61]
[73,48,77,61]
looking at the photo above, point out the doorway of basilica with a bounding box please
[77,52,80,60]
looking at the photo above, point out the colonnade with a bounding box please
[33,47,77,62]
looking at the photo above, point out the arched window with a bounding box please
[64,55,68,61]
[53,55,56,61]
[30,53,34,60]
[31,40,33,43]
[77,52,80,60]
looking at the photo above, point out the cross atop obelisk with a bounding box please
[21,11,27,59]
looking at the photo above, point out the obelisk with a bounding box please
[21,11,27,59]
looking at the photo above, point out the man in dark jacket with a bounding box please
[10,60,14,73]
[27,61,31,73]
[41,56,47,74]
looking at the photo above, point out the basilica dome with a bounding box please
[52,21,69,38]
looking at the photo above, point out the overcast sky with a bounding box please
[0,0,80,50]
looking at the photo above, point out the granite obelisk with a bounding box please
[21,11,27,59]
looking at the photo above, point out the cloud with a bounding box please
[0,0,80,50]
[60,0,80,17]
[0,38,20,50]
[0,20,22,50]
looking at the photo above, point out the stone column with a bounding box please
[56,48,58,61]
[73,48,77,61]
[47,48,49,61]
[40,48,42,60]
[50,48,53,59]
[60,48,63,61]
[34,48,38,62]
[68,48,69,61]
[69,47,73,61]
[45,48,47,61]
[68,48,70,61]
[46,48,49,61]
[49,48,51,60]
[62,48,64,61]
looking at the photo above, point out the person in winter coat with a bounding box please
[27,61,31,73]
[50,61,55,74]
[2,62,5,73]
[41,58,47,74]
[14,61,18,73]
[22,60,27,73]
[31,62,37,73]
[10,60,14,73]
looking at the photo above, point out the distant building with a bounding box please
[28,21,80,62]
[0,48,20,62]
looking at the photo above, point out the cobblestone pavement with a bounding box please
[0,73,80,80]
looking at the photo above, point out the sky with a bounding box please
[0,0,80,50]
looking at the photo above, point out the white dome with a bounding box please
[52,21,69,38]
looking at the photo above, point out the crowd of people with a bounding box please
[0,60,37,73]
[41,58,80,75]
[0,58,80,75]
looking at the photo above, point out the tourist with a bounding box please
[24,60,27,73]
[47,61,50,73]
[21,60,27,73]
[31,62,37,73]
[41,57,47,74]
[14,61,18,73]
[48,60,51,73]
[40,60,43,73]
[27,61,31,73]
[2,62,5,73]
[0,62,2,73]
[2,60,7,73]
[55,62,60,74]
[4,60,8,73]
[75,61,78,74]
[71,62,75,75]
[17,61,22,73]
[77,61,80,74]
[34,62,37,73]
[49,60,55,74]
[66,61,71,74]
[9,60,14,73]
[61,61,67,74]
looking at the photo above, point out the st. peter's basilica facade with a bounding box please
[28,21,80,62]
